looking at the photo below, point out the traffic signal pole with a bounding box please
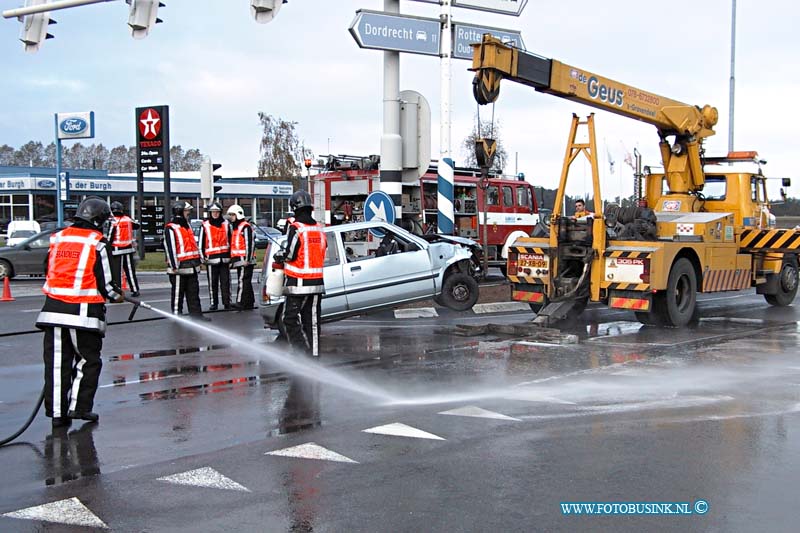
[2,0,115,19]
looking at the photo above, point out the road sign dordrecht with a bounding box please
[452,22,524,60]
[349,9,440,56]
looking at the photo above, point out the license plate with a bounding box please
[519,253,547,269]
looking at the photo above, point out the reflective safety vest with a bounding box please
[110,215,134,248]
[202,219,230,256]
[42,227,105,304]
[230,221,253,260]
[166,222,200,262]
[284,221,326,279]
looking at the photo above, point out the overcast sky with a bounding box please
[1,0,798,200]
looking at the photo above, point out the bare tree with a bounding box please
[13,141,46,167]
[461,118,508,173]
[0,144,16,166]
[169,145,186,171]
[108,145,129,173]
[183,148,203,171]
[257,113,303,186]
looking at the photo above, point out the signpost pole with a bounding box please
[162,107,171,213]
[437,0,455,235]
[380,0,403,224]
[54,113,63,227]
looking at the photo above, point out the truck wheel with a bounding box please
[663,258,697,327]
[439,272,479,311]
[765,257,799,307]
[0,259,12,280]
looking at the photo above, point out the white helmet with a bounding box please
[226,204,245,220]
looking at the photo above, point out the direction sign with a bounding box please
[349,10,440,56]
[452,22,524,60]
[364,191,396,237]
[411,0,528,16]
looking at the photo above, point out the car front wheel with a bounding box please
[0,259,12,280]
[438,272,479,311]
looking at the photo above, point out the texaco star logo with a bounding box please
[138,108,161,140]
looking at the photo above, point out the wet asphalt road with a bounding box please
[0,278,799,532]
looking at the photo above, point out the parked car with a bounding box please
[254,225,281,249]
[259,220,479,332]
[0,228,59,279]
[6,220,41,247]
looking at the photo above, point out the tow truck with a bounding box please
[470,35,799,327]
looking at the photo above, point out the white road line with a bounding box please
[3,497,108,529]
[438,406,521,421]
[472,302,530,314]
[394,308,438,319]
[157,467,251,492]
[266,442,358,463]
[362,422,445,440]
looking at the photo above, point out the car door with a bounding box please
[343,224,436,311]
[320,230,347,317]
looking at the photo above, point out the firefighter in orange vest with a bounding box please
[36,197,123,428]
[164,201,208,320]
[199,202,231,311]
[227,204,256,310]
[273,191,327,356]
[107,201,141,297]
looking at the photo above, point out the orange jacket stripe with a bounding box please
[284,222,326,279]
[110,216,134,247]
[42,228,105,303]
[202,219,230,256]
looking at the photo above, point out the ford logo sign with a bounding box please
[59,118,88,135]
[37,179,56,188]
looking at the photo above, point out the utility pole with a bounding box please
[728,0,737,153]
[437,0,455,235]
[380,0,403,221]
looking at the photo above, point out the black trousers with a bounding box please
[169,273,202,315]
[283,293,322,356]
[234,264,255,309]
[206,263,231,308]
[43,327,103,418]
[110,253,139,293]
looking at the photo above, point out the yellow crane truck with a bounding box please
[470,35,799,327]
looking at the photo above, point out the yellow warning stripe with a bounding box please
[605,282,650,291]
[508,275,547,284]
[609,297,650,310]
[512,246,547,255]
[604,250,653,259]
[512,290,545,303]
[702,269,752,292]
[740,229,800,250]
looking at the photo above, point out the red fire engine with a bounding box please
[309,155,539,270]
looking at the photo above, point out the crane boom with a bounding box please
[469,35,719,194]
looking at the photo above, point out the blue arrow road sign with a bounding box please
[364,190,396,238]
[349,10,440,56]
[452,22,524,60]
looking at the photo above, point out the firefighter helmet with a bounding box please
[75,197,112,227]
[226,204,245,221]
[110,201,124,215]
[208,202,223,212]
[172,201,193,216]
[290,190,313,211]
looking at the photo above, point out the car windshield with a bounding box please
[10,230,35,239]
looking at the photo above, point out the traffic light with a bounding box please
[200,157,222,200]
[18,0,56,54]
[250,0,287,24]
[304,158,312,170]
[127,0,164,40]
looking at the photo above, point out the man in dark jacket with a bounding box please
[106,201,141,297]
[36,197,123,428]
[163,201,209,320]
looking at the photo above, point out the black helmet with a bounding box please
[172,201,193,216]
[75,196,111,227]
[110,201,124,215]
[290,190,313,211]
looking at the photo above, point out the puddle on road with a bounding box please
[107,344,232,361]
